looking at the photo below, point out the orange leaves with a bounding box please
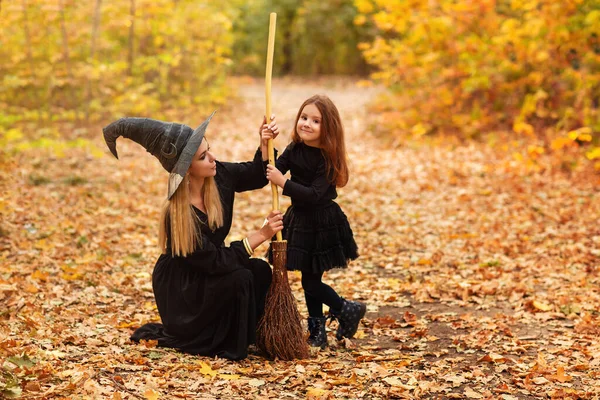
[143,389,160,400]
[525,299,553,313]
[548,366,572,383]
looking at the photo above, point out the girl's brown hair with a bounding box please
[158,174,223,256]
[291,94,349,187]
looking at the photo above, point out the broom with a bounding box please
[256,12,309,361]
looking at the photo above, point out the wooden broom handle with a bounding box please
[265,13,282,241]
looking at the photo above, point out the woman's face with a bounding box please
[296,103,322,147]
[188,138,216,179]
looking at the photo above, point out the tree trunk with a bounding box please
[85,0,103,122]
[128,0,136,76]
[21,0,40,121]
[59,0,80,121]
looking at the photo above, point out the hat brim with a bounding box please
[167,110,216,199]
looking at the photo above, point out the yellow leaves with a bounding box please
[218,374,240,380]
[526,299,553,312]
[61,265,83,281]
[354,14,368,26]
[117,321,140,329]
[550,137,573,151]
[143,389,160,400]
[567,127,592,142]
[197,361,218,378]
[586,147,600,161]
[510,0,539,11]
[355,79,373,88]
[513,122,534,136]
[411,123,430,138]
[527,145,544,159]
[306,388,331,399]
[355,0,374,14]
[30,270,49,282]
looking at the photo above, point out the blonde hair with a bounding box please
[159,174,223,256]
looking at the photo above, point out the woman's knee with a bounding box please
[248,259,272,287]
[230,268,253,291]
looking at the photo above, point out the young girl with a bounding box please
[265,94,366,348]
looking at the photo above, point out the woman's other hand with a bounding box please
[260,114,279,146]
[259,210,283,240]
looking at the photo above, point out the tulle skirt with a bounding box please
[269,201,358,274]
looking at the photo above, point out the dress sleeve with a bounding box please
[176,233,251,276]
[282,159,332,204]
[275,144,292,175]
[219,148,269,192]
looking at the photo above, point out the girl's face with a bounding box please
[188,138,216,179]
[296,103,322,147]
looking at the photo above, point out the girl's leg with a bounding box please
[301,271,343,317]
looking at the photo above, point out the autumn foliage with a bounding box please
[355,0,600,169]
[0,0,233,126]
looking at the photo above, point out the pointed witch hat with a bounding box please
[102,111,216,199]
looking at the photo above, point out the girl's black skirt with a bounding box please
[269,201,358,274]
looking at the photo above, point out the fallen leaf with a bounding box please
[548,366,572,383]
[144,389,159,400]
[198,362,218,378]
[306,388,331,399]
[248,378,265,387]
[464,387,483,398]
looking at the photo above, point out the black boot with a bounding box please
[330,298,367,340]
[307,317,328,349]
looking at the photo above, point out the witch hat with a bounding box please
[102,111,216,199]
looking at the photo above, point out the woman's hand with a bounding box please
[266,164,286,188]
[260,114,280,146]
[245,210,284,252]
[260,115,279,161]
[259,210,284,240]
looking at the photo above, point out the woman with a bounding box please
[103,112,282,360]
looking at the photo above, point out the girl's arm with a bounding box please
[266,159,331,204]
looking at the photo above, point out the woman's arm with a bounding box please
[218,116,281,192]
[178,210,283,275]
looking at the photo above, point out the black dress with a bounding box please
[131,149,272,360]
[271,142,358,274]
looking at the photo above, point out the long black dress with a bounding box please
[269,141,358,274]
[131,149,272,360]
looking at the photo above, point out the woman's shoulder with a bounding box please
[214,161,233,186]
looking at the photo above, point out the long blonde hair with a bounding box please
[158,174,223,256]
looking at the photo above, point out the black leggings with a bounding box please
[301,271,343,318]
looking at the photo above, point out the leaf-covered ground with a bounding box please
[1,78,599,399]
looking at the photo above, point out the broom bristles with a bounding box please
[256,240,309,360]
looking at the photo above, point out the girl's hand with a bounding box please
[259,210,284,240]
[265,164,286,188]
[260,114,279,146]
